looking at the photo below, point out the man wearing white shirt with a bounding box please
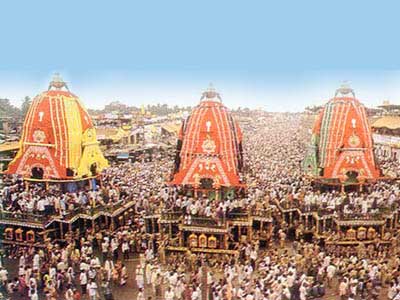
[101,239,109,261]
[111,238,119,261]
[37,198,45,215]
[245,292,255,300]
[0,267,8,285]
[88,280,98,300]
[104,259,114,281]
[299,282,307,300]
[191,286,201,300]
[165,287,174,300]
[79,271,88,296]
[80,261,89,272]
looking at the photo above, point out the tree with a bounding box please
[21,96,31,119]
[0,98,21,119]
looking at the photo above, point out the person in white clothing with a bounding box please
[88,280,98,300]
[165,287,175,300]
[326,263,336,287]
[135,265,144,289]
[136,288,145,300]
[79,271,88,296]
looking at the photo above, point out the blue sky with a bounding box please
[1,1,400,111]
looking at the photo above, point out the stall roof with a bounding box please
[161,123,181,135]
[0,141,19,152]
[372,115,400,130]
[116,152,130,159]
[96,127,132,142]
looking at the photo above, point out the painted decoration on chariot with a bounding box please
[6,74,108,180]
[170,84,244,188]
[302,84,380,183]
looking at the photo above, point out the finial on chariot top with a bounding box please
[200,83,222,102]
[335,81,355,98]
[48,73,69,91]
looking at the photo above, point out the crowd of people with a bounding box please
[0,149,172,219]
[1,112,400,299]
[0,149,173,300]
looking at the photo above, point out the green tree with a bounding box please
[0,98,21,119]
[21,96,32,119]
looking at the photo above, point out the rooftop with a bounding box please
[371,115,400,130]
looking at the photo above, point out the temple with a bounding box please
[6,74,108,181]
[303,84,381,185]
[170,84,244,191]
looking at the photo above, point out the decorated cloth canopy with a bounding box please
[303,84,380,183]
[7,74,108,180]
[170,85,244,188]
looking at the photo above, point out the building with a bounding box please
[371,101,400,161]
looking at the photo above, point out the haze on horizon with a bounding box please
[1,1,400,112]
[2,70,400,113]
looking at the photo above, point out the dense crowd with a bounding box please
[0,150,173,300]
[0,223,155,300]
[0,150,172,218]
[1,113,400,300]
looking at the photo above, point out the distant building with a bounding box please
[372,101,400,160]
[96,126,142,146]
[0,117,22,136]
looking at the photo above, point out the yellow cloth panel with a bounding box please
[63,97,83,170]
[77,128,109,177]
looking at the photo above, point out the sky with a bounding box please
[1,1,400,112]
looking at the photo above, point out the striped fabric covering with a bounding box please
[313,96,379,180]
[319,99,351,167]
[171,95,244,188]
[7,89,108,179]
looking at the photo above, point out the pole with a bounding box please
[201,262,208,300]
[59,222,64,240]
